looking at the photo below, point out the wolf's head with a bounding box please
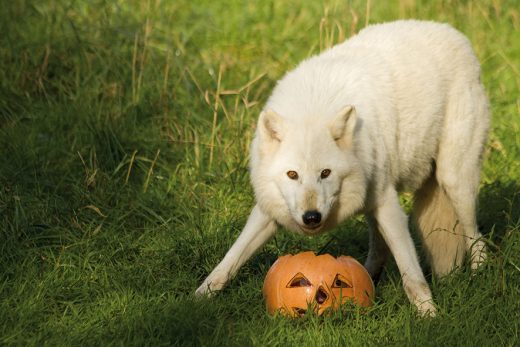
[250,106,367,235]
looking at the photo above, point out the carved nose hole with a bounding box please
[315,287,328,304]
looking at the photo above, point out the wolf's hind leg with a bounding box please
[364,214,390,283]
[373,187,436,316]
[436,160,487,271]
[195,204,277,297]
[413,172,466,276]
[436,83,489,271]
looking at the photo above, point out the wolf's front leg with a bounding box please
[372,187,436,316]
[364,214,391,283]
[195,204,277,297]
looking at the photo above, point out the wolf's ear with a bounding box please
[329,105,357,146]
[259,109,285,142]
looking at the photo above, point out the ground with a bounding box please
[1,0,519,345]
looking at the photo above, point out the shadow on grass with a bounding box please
[323,179,520,261]
[105,295,262,345]
[478,179,520,243]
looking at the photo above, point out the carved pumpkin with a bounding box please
[263,251,374,317]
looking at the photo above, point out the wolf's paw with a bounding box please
[194,283,213,298]
[195,280,220,297]
[470,240,487,272]
[195,273,228,298]
[416,300,437,318]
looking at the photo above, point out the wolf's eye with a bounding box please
[287,171,299,180]
[320,169,331,179]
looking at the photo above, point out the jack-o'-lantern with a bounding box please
[263,251,374,317]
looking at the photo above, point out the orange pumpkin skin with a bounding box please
[263,251,375,317]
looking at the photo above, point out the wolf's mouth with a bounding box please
[299,223,323,234]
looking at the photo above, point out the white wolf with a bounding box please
[195,20,489,316]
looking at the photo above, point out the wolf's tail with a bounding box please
[413,172,465,276]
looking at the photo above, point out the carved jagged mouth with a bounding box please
[292,307,307,317]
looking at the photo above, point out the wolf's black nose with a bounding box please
[302,211,322,225]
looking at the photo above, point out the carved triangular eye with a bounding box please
[332,274,352,288]
[287,272,312,287]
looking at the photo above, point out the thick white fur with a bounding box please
[195,20,489,316]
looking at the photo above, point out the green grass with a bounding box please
[1,0,519,345]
